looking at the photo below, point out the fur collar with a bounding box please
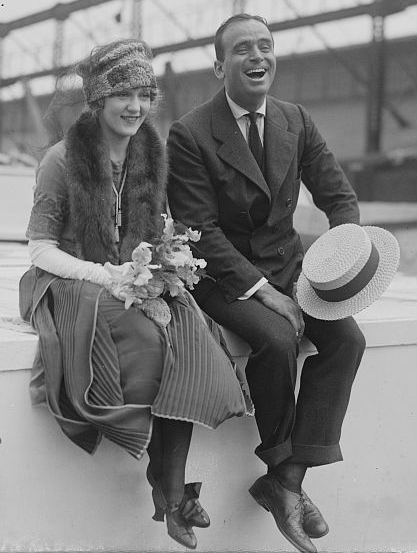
[65,111,167,264]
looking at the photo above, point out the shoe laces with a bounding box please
[296,496,305,513]
[288,495,305,524]
[301,492,315,516]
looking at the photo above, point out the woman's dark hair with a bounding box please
[214,13,271,61]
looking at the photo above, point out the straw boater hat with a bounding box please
[296,223,400,320]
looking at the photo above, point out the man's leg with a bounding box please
[269,314,365,543]
[200,290,365,552]
[199,287,299,463]
[291,314,366,465]
[199,288,317,552]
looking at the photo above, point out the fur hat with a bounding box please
[77,40,157,104]
[296,223,400,320]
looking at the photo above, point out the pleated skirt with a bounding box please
[45,280,247,459]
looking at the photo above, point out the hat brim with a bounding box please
[296,226,400,320]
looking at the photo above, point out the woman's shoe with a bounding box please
[147,470,198,549]
[181,482,211,528]
[166,502,198,550]
[147,465,210,528]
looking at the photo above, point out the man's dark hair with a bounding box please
[214,13,271,61]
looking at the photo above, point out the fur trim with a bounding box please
[65,112,167,264]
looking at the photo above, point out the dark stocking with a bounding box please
[161,419,193,504]
[148,418,193,505]
[147,417,163,481]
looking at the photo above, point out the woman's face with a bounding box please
[99,87,151,140]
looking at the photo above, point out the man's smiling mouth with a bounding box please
[245,68,267,79]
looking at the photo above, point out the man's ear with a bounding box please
[213,60,224,80]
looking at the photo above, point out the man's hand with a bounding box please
[254,282,305,339]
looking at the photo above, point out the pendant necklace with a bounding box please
[112,161,128,243]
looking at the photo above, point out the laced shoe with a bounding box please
[301,489,329,538]
[249,474,317,553]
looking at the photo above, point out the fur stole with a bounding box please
[65,111,167,264]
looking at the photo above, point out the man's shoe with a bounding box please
[301,490,329,538]
[249,474,317,553]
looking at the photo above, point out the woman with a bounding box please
[19,39,248,550]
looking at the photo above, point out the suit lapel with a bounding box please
[211,90,271,201]
[264,98,298,195]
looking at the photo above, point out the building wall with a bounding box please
[2,35,416,163]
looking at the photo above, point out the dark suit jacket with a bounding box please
[167,89,359,304]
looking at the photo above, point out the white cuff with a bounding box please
[238,277,268,300]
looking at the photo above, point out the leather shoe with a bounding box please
[180,482,210,528]
[302,489,329,538]
[147,465,209,528]
[249,474,317,553]
[165,502,197,550]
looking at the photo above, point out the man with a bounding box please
[167,13,365,553]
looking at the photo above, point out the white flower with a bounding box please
[194,258,207,269]
[162,214,175,239]
[133,267,154,286]
[132,242,153,266]
[106,215,207,320]
[185,227,201,242]
[167,249,194,268]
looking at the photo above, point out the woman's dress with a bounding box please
[20,140,248,460]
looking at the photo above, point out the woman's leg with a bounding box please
[147,417,163,482]
[97,294,197,546]
[154,418,197,549]
[160,418,193,505]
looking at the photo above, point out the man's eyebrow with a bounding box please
[232,37,273,50]
[232,39,252,50]
[257,37,274,47]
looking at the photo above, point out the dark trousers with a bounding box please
[199,287,366,468]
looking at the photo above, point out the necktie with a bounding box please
[247,112,264,171]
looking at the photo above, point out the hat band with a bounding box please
[312,243,380,303]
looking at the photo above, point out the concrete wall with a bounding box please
[1,311,417,553]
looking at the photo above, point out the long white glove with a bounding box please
[28,239,113,288]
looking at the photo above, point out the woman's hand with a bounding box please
[254,282,304,340]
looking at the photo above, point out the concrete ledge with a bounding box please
[1,306,417,552]
[0,321,38,372]
[2,309,417,374]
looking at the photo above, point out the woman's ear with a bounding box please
[213,60,225,81]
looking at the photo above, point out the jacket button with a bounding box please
[286,198,292,207]
[278,247,285,256]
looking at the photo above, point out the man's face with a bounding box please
[214,18,276,111]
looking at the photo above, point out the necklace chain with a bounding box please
[112,164,127,243]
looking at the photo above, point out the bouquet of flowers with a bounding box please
[104,214,207,327]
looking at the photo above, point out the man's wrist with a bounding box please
[254,281,275,300]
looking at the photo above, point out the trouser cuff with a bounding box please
[290,443,343,466]
[255,436,293,466]
[255,439,343,467]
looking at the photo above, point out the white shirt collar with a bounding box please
[225,91,266,120]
